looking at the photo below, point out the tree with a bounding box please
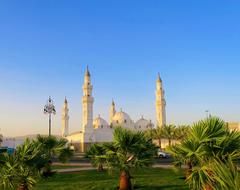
[0,140,41,190]
[174,125,190,141]
[0,136,73,189]
[144,128,155,140]
[34,135,73,177]
[86,143,106,172]
[103,127,157,190]
[163,124,176,146]
[168,117,240,190]
[145,127,163,148]
[168,138,204,177]
[153,126,164,148]
[187,157,240,190]
[210,157,240,190]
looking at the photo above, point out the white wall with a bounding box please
[2,138,24,148]
[94,129,113,142]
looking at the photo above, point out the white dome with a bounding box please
[93,115,109,129]
[112,110,133,127]
[135,116,151,130]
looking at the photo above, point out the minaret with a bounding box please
[61,97,69,137]
[82,66,94,133]
[156,73,166,127]
[109,99,116,124]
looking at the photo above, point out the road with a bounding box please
[53,163,179,173]
[53,156,173,165]
[52,155,175,173]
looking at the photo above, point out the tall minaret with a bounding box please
[61,97,69,137]
[82,66,94,133]
[109,99,116,124]
[156,73,166,127]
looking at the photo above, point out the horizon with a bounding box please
[1,1,240,137]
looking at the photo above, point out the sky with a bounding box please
[1,1,240,137]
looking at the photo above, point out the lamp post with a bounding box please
[44,97,56,136]
[0,128,2,147]
[205,110,210,119]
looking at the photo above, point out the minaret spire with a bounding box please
[157,72,162,82]
[82,66,94,133]
[110,99,116,124]
[156,73,166,127]
[85,65,90,77]
[62,97,69,137]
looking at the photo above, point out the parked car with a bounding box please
[0,147,7,154]
[157,149,170,158]
[7,148,15,155]
[0,147,15,155]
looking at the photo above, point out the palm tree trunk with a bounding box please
[17,183,28,190]
[119,170,132,190]
[158,138,162,149]
[97,164,103,172]
[43,160,54,177]
[203,170,214,190]
[185,162,192,178]
[204,184,213,190]
[168,138,171,146]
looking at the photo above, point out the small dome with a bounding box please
[93,115,109,129]
[135,116,151,130]
[112,110,133,126]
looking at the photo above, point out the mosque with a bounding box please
[61,67,166,152]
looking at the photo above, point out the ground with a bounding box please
[34,168,188,190]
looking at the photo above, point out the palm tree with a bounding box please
[103,127,157,190]
[210,157,240,190]
[186,161,213,190]
[168,117,240,190]
[144,128,155,140]
[174,125,190,141]
[168,138,204,177]
[0,137,73,189]
[187,157,240,190]
[35,135,73,176]
[153,126,164,148]
[87,143,106,171]
[163,124,176,146]
[0,140,41,190]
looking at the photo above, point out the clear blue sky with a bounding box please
[1,1,240,136]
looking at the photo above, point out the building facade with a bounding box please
[64,67,166,152]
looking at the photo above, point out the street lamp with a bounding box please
[205,110,210,118]
[44,97,56,136]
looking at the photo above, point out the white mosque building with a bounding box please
[62,67,166,152]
